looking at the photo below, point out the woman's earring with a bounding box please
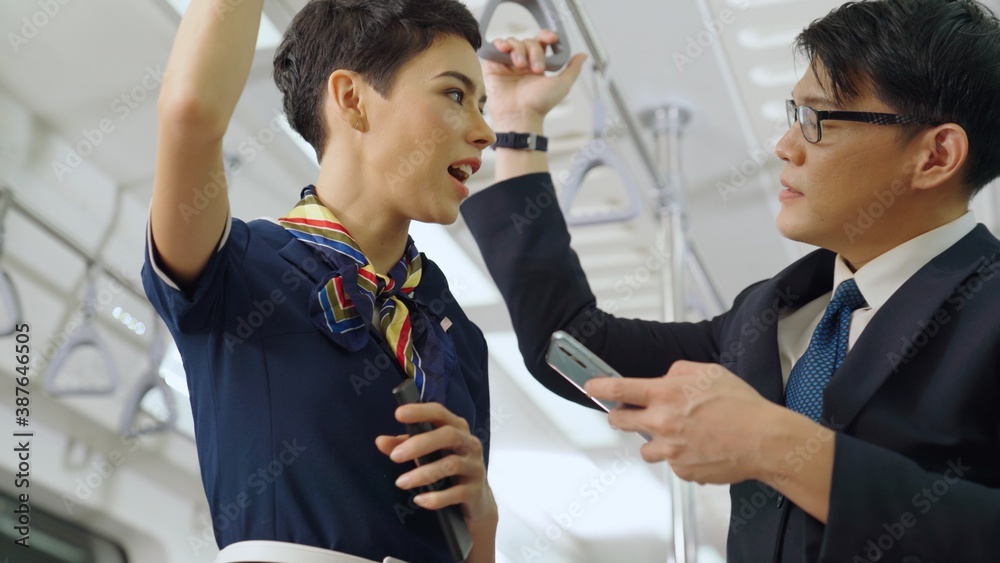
[354,120,361,130]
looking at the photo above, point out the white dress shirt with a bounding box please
[776,211,978,388]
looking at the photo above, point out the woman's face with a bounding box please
[361,34,496,225]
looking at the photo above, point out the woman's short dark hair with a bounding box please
[273,0,482,162]
[796,0,1000,195]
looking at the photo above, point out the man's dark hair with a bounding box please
[796,0,1000,196]
[273,0,482,162]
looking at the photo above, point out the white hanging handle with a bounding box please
[559,96,644,226]
[43,322,120,396]
[0,190,23,336]
[477,0,571,71]
[118,319,177,438]
[0,270,22,336]
[43,272,120,397]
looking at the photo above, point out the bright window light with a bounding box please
[727,0,806,7]
[158,341,197,438]
[749,64,802,87]
[112,305,148,335]
[490,449,671,541]
[409,221,501,308]
[274,113,320,167]
[256,16,282,50]
[159,341,189,398]
[737,27,800,50]
[163,0,282,50]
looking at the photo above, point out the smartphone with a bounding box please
[545,331,652,441]
[392,378,473,562]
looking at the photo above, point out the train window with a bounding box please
[0,491,128,562]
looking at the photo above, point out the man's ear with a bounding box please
[325,69,366,131]
[910,123,969,192]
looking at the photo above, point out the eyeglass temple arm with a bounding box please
[815,109,935,125]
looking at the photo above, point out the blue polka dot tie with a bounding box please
[785,278,868,422]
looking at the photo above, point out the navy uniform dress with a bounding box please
[142,215,490,562]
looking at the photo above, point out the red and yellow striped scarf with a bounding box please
[279,186,438,399]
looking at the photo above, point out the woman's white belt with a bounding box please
[214,540,410,563]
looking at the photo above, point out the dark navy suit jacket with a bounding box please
[462,173,1000,563]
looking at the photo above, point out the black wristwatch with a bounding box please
[492,132,548,152]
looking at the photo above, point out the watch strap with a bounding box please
[492,132,548,151]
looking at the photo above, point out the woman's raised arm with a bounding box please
[149,0,264,286]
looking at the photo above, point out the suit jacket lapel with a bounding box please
[823,225,1000,429]
[738,249,836,404]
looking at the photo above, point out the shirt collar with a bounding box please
[832,211,977,310]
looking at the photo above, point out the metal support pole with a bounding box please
[560,2,721,560]
[649,106,698,563]
[563,0,725,315]
[658,107,689,322]
[0,184,146,303]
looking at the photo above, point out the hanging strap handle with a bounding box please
[43,322,121,396]
[0,271,21,337]
[477,0,571,71]
[0,190,23,336]
[118,320,177,438]
[43,271,120,397]
[559,96,644,226]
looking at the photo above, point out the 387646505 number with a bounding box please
[14,323,30,419]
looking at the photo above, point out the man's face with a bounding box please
[361,34,496,226]
[775,63,919,257]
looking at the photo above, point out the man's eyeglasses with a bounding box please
[786,99,938,143]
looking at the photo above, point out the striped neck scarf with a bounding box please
[279,186,445,401]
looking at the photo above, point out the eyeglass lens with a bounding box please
[787,101,820,143]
